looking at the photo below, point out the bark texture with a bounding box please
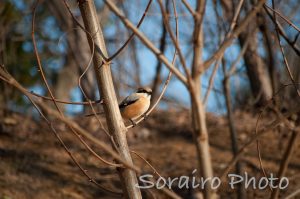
[78,1,142,198]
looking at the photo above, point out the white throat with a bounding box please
[138,92,150,99]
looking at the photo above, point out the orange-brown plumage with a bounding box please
[121,95,150,120]
[85,87,152,123]
[119,87,152,122]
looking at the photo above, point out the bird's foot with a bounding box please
[142,113,147,121]
[130,119,137,127]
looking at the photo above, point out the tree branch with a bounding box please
[77,1,142,198]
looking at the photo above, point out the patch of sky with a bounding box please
[95,0,103,8]
[28,84,45,95]
[66,87,84,115]
[49,41,67,55]
[36,39,44,52]
[42,17,62,40]
[22,41,33,52]
[45,57,64,71]
[137,48,160,85]
[24,35,45,52]
[56,38,67,54]
[52,0,249,115]
[103,21,117,37]
[29,66,38,77]
[10,0,26,10]
[24,85,45,119]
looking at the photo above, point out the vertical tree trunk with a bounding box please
[191,1,215,198]
[151,0,168,102]
[259,13,278,95]
[190,82,215,199]
[285,42,300,109]
[238,17,272,106]
[221,0,272,106]
[223,66,246,199]
[78,1,141,198]
[47,0,97,112]
[270,129,299,199]
[54,54,78,112]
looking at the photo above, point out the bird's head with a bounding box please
[136,87,152,97]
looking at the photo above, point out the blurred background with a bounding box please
[2,0,299,115]
[1,0,300,198]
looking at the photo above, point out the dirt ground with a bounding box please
[0,109,299,199]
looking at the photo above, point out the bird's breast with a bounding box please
[121,97,150,120]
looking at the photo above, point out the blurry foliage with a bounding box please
[1,1,36,86]
[0,1,65,108]
[1,0,300,114]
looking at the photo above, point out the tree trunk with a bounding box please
[190,81,215,199]
[47,0,97,112]
[54,54,78,112]
[78,1,142,198]
[259,13,278,95]
[221,0,272,106]
[284,41,300,110]
[223,66,246,199]
[238,14,272,106]
[191,1,215,198]
[151,0,169,102]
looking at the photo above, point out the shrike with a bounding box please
[119,87,152,125]
[86,87,152,125]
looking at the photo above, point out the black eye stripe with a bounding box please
[137,89,152,94]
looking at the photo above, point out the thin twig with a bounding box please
[180,0,196,16]
[29,90,102,105]
[126,0,180,128]
[0,70,123,196]
[255,110,270,185]
[108,0,153,61]
[269,3,300,198]
[203,0,245,105]
[131,151,163,179]
[284,187,300,199]
[32,0,122,171]
[131,150,182,199]
[157,0,192,82]
[203,60,220,105]
[269,1,300,98]
[63,0,113,142]
[219,83,300,182]
[264,6,300,56]
[219,107,300,182]
[264,4,300,32]
[78,0,143,197]
[202,0,266,73]
[103,0,187,84]
[271,128,299,199]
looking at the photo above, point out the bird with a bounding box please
[119,87,152,125]
[86,87,152,126]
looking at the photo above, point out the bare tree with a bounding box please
[46,0,97,112]
[103,0,266,198]
[4,0,300,198]
[222,0,273,106]
[78,0,142,198]
[239,25,273,105]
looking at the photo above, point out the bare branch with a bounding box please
[77,0,142,197]
[103,0,188,85]
[264,4,300,56]
[269,1,300,98]
[202,0,266,74]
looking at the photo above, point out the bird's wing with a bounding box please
[119,94,139,109]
